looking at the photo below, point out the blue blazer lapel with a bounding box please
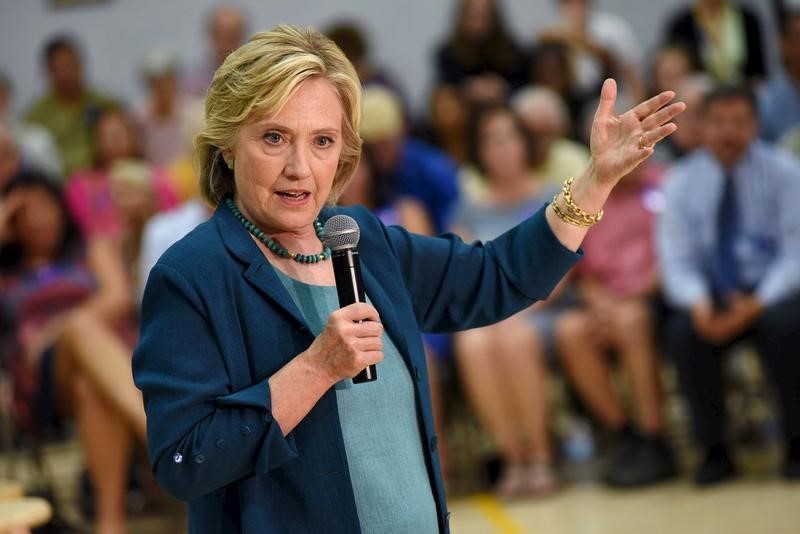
[360,262,413,369]
[215,206,309,330]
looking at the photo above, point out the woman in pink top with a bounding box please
[65,108,178,287]
[557,161,676,488]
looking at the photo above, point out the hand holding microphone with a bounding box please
[321,214,379,384]
[307,303,383,384]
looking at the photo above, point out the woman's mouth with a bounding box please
[276,190,311,205]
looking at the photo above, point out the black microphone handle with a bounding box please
[331,248,377,383]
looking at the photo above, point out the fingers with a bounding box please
[336,302,380,324]
[355,335,383,352]
[631,90,676,121]
[354,320,384,338]
[641,122,678,147]
[594,78,617,121]
[640,101,686,131]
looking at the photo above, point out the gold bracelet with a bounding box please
[560,177,603,226]
[552,194,595,228]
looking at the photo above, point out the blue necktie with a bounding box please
[713,173,740,294]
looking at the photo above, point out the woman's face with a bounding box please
[653,49,691,94]
[229,77,343,235]
[95,112,136,167]
[478,111,528,181]
[12,187,64,260]
[461,0,494,40]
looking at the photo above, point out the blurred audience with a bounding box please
[0,171,145,534]
[326,21,409,110]
[182,4,247,97]
[539,0,646,106]
[422,85,471,164]
[662,0,767,84]
[658,86,800,485]
[0,125,21,192]
[757,7,800,143]
[360,86,459,232]
[450,104,559,497]
[511,85,590,186]
[339,155,433,235]
[648,45,694,97]
[0,72,62,177]
[64,108,178,283]
[527,41,592,142]
[652,74,712,166]
[24,36,118,177]
[435,0,527,105]
[134,48,197,167]
[557,161,676,488]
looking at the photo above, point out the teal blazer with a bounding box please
[133,203,580,533]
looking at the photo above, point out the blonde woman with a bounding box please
[133,25,683,533]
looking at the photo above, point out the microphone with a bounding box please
[323,215,377,384]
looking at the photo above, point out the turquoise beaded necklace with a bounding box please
[224,197,330,263]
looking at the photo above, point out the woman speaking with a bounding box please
[132,24,684,533]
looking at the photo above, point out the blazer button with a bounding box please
[240,426,252,436]
[429,435,438,452]
[173,452,183,464]
[215,438,226,449]
[195,454,205,464]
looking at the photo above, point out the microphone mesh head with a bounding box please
[323,215,360,251]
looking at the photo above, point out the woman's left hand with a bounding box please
[589,79,685,189]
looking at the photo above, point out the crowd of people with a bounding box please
[0,0,799,531]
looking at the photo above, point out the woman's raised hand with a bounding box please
[589,79,686,188]
[306,302,384,384]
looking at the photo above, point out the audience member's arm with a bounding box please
[82,238,134,321]
[396,197,435,236]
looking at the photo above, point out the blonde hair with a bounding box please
[195,24,362,207]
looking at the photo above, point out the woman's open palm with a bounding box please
[590,79,686,187]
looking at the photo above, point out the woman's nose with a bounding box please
[284,144,312,180]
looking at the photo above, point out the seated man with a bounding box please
[658,85,800,485]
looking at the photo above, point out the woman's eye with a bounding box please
[316,136,334,148]
[264,132,283,144]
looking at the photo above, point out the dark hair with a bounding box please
[326,22,368,64]
[528,41,574,90]
[0,171,82,272]
[466,103,534,175]
[702,84,758,115]
[448,0,519,75]
[42,34,80,66]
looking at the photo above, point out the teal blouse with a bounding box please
[275,269,439,533]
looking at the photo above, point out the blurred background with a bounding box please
[1,0,800,532]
